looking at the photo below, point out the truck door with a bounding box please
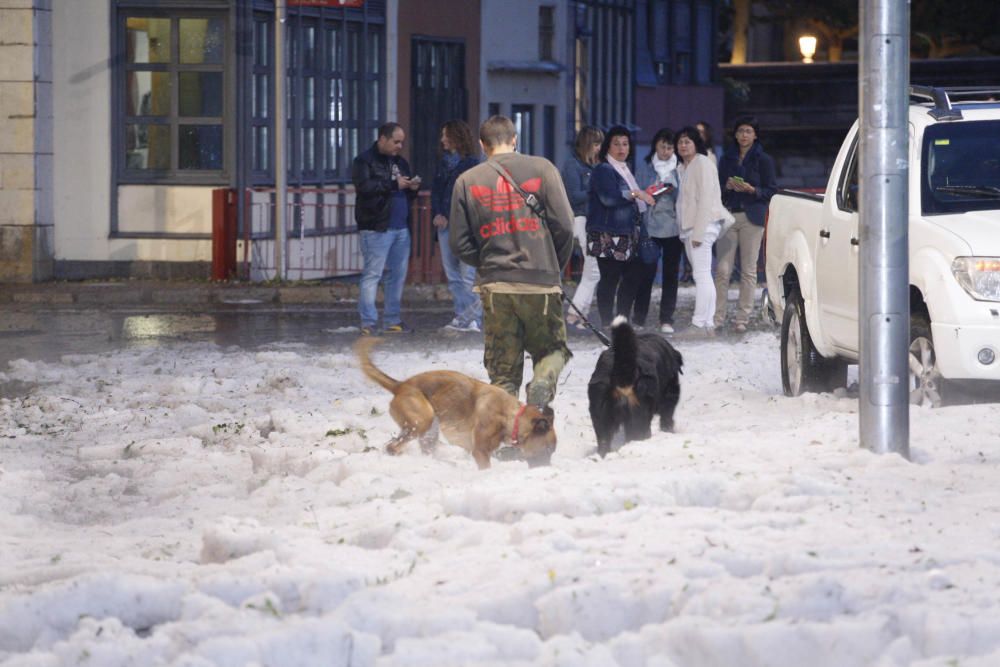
[815,139,860,352]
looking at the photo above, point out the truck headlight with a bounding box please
[952,257,1000,302]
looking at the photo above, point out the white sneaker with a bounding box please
[445,318,480,333]
[659,323,675,334]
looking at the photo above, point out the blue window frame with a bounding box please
[118,11,228,183]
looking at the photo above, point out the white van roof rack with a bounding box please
[910,85,1000,121]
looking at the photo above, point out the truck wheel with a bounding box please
[780,289,846,395]
[909,313,944,407]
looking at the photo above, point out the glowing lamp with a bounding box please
[799,35,818,63]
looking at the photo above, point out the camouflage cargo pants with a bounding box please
[482,290,572,406]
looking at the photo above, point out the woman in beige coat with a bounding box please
[674,126,734,337]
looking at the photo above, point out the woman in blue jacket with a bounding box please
[431,120,482,332]
[713,116,777,333]
[561,126,603,331]
[586,126,656,327]
[634,127,681,333]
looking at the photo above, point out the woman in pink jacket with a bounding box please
[674,126,734,338]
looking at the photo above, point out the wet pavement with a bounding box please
[0,303,463,367]
[0,300,630,371]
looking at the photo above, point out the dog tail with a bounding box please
[354,337,400,393]
[610,315,638,390]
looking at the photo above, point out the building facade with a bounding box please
[0,0,53,282]
[0,0,721,282]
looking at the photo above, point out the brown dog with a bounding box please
[355,338,556,469]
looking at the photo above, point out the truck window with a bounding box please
[837,139,860,213]
[922,119,1000,215]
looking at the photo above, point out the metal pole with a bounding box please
[273,1,287,281]
[858,0,910,458]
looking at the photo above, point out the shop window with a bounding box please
[121,13,226,181]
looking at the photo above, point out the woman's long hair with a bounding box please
[598,125,633,163]
[673,126,708,159]
[644,128,675,164]
[440,119,478,159]
[696,121,715,149]
[573,125,604,166]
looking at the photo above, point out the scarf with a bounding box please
[607,155,646,213]
[652,153,677,182]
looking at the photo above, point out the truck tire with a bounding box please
[780,288,847,395]
[909,313,945,407]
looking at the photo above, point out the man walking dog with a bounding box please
[448,115,575,409]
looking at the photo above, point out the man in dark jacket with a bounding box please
[449,115,575,408]
[352,122,421,335]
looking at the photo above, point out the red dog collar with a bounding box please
[510,404,528,447]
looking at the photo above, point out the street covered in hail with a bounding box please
[3,322,1000,667]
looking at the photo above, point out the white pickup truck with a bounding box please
[764,86,1000,406]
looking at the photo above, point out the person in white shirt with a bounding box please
[673,126,734,338]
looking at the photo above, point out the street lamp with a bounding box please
[799,35,818,63]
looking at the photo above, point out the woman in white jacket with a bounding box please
[674,126,734,338]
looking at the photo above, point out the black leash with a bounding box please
[562,288,611,347]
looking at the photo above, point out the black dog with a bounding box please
[588,316,683,457]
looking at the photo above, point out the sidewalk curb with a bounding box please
[0,280,456,308]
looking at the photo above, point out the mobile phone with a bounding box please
[730,176,745,183]
[649,183,674,197]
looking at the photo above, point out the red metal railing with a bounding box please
[213,187,444,284]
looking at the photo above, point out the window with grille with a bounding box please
[117,4,385,185]
[410,37,467,183]
[256,11,384,184]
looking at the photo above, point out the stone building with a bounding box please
[0,0,721,282]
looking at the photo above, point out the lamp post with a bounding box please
[798,35,818,63]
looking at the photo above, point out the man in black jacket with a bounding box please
[449,115,575,408]
[352,122,421,335]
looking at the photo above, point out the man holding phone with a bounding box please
[352,122,422,335]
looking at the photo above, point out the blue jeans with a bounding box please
[437,227,482,325]
[359,228,410,328]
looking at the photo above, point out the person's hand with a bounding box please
[432,214,448,229]
[396,175,412,189]
[637,190,656,206]
[408,175,423,191]
[725,177,737,191]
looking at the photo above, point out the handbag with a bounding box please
[718,209,737,236]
